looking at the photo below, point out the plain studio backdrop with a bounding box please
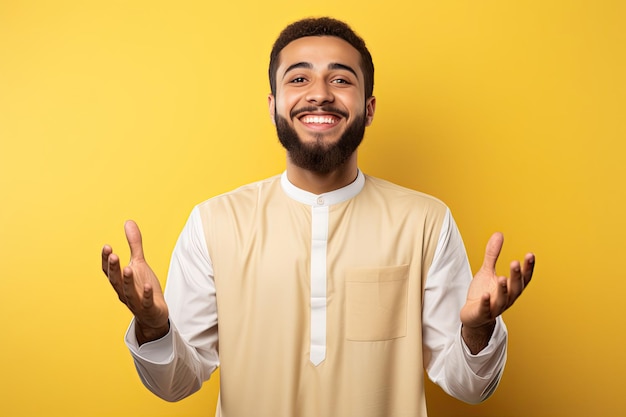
[1,1,624,416]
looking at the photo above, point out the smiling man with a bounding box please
[102,17,535,417]
[270,35,375,186]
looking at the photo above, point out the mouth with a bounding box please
[294,107,348,132]
[298,114,341,126]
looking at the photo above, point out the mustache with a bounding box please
[290,106,349,120]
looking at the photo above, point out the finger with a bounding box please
[481,232,504,273]
[492,276,509,315]
[124,220,145,262]
[522,253,535,287]
[101,245,113,276]
[107,253,121,281]
[507,260,525,304]
[478,292,492,319]
[142,284,154,309]
[105,252,127,303]
[122,265,139,309]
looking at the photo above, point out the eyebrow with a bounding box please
[282,62,359,80]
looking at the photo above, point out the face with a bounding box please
[269,36,376,174]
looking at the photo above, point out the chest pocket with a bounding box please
[345,264,409,341]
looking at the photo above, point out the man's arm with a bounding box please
[102,211,219,401]
[422,211,534,404]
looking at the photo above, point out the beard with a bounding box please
[275,107,367,175]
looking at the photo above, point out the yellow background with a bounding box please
[1,1,624,416]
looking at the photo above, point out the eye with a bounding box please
[290,77,307,83]
[331,78,350,85]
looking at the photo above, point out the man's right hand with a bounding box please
[101,220,170,345]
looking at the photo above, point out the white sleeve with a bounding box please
[124,206,219,402]
[422,209,508,404]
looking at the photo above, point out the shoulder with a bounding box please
[197,174,283,211]
[362,175,449,213]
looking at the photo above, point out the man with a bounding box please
[102,17,535,417]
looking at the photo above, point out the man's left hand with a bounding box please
[460,232,535,353]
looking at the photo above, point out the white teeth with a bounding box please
[302,116,336,124]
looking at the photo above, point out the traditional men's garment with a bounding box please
[126,171,507,417]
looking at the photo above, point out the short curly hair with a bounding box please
[269,17,374,99]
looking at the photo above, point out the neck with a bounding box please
[286,153,358,194]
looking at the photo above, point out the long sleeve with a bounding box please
[124,206,219,402]
[422,209,507,404]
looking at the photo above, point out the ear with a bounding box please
[268,94,276,125]
[365,96,376,127]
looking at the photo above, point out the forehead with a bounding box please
[278,36,363,76]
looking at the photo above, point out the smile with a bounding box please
[300,115,339,125]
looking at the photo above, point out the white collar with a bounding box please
[280,170,365,207]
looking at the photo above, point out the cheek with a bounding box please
[275,96,299,118]
[277,88,307,106]
[338,91,365,111]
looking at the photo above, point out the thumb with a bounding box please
[124,220,145,262]
[482,232,504,272]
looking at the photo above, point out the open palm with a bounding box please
[460,232,535,329]
[101,220,169,344]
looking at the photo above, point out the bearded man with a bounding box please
[102,17,535,417]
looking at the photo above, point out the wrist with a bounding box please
[461,320,496,355]
[135,319,170,346]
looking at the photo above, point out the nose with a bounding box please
[305,81,334,105]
